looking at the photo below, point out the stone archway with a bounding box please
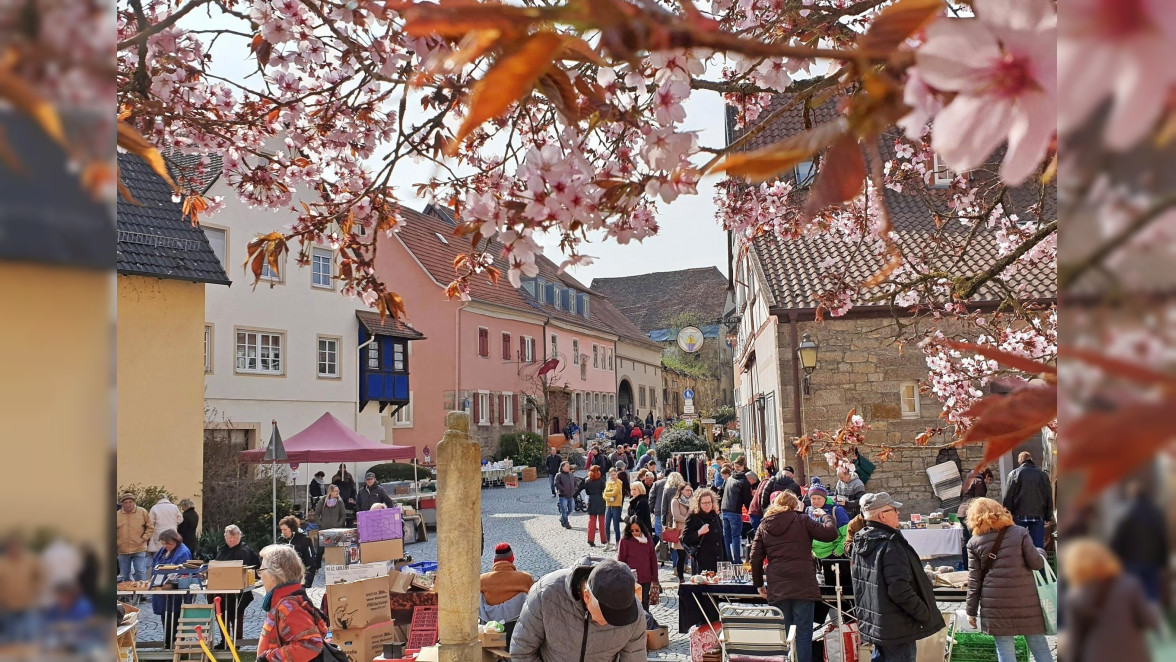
[618,379,634,418]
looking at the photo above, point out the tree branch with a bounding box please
[117,0,213,51]
[953,219,1057,300]
[1058,194,1176,291]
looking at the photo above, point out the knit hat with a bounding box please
[493,543,514,563]
[119,493,135,504]
[809,478,828,498]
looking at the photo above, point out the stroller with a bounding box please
[573,476,587,512]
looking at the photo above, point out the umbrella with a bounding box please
[263,420,287,543]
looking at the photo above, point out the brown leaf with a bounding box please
[559,35,607,66]
[1063,346,1176,392]
[944,340,1057,375]
[436,29,504,74]
[448,31,567,153]
[248,250,265,281]
[378,291,407,320]
[0,68,66,147]
[858,0,944,54]
[803,135,865,218]
[708,119,847,183]
[402,3,532,40]
[955,381,1056,450]
[181,193,209,226]
[116,120,179,192]
[536,67,581,122]
[1063,403,1176,496]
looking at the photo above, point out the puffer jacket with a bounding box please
[604,479,624,508]
[750,509,837,602]
[480,561,534,606]
[966,525,1047,636]
[721,471,752,514]
[554,471,578,499]
[510,565,647,662]
[851,521,945,647]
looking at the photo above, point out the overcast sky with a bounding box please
[183,15,731,286]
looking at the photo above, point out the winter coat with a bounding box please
[850,521,945,647]
[844,515,866,556]
[721,471,753,514]
[617,535,659,584]
[669,496,690,550]
[604,479,624,508]
[682,510,725,572]
[649,478,667,518]
[356,483,394,511]
[627,494,653,535]
[332,474,358,506]
[554,471,578,499]
[594,452,612,475]
[309,478,326,499]
[749,479,767,517]
[809,505,850,559]
[545,453,563,476]
[965,525,1047,636]
[150,544,193,616]
[1002,460,1053,520]
[835,478,866,517]
[760,474,802,511]
[659,485,679,525]
[510,565,647,662]
[282,531,317,577]
[216,541,260,609]
[116,506,153,555]
[480,561,535,606]
[1111,494,1169,568]
[314,498,347,529]
[148,499,183,553]
[750,509,837,602]
[256,583,329,662]
[854,452,876,485]
[178,508,199,556]
[1064,574,1158,662]
[580,477,607,515]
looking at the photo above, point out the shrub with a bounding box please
[368,462,432,483]
[117,484,179,509]
[713,406,736,426]
[655,428,709,462]
[498,432,546,470]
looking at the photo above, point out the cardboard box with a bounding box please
[479,630,507,648]
[334,620,401,662]
[322,543,360,567]
[646,625,669,650]
[325,561,391,586]
[206,561,250,591]
[387,569,414,594]
[358,507,404,543]
[324,576,391,630]
[360,538,404,565]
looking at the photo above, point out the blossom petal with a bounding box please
[975,0,1055,32]
[932,94,1013,174]
[1056,41,1118,136]
[917,20,1000,92]
[1001,92,1055,185]
[1105,37,1173,150]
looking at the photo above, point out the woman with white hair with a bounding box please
[213,525,260,650]
[835,466,866,518]
[256,544,336,661]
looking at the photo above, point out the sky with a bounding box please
[182,13,731,287]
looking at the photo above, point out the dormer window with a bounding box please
[560,288,572,310]
[575,293,590,318]
[522,278,537,298]
[932,153,956,187]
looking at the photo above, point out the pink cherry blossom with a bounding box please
[916,0,1057,185]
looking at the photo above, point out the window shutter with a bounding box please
[473,395,481,423]
[503,334,511,361]
[513,396,519,426]
[498,394,505,425]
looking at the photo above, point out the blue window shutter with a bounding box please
[544,283,556,306]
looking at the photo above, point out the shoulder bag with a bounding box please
[975,526,1011,605]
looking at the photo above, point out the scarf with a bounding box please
[326,498,338,507]
[261,581,301,612]
[634,535,647,544]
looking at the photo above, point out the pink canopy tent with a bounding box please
[239,412,415,464]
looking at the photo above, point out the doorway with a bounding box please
[618,380,634,418]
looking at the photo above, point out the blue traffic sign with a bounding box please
[684,389,694,399]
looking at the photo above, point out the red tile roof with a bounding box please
[355,310,426,340]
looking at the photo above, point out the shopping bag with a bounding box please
[662,528,681,544]
[1148,622,1176,660]
[1035,555,1058,635]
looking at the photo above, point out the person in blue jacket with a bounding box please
[150,529,193,648]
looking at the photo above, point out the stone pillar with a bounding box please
[435,411,482,662]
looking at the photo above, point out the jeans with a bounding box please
[558,497,574,526]
[871,642,917,662]
[0,610,40,644]
[749,513,763,536]
[1124,562,1163,602]
[995,634,1054,662]
[549,473,557,495]
[118,551,148,582]
[654,514,662,536]
[1016,516,1046,548]
[771,599,815,662]
[722,511,744,564]
[605,507,623,543]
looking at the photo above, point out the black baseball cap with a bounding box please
[586,560,639,626]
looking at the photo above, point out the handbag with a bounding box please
[1034,554,1058,635]
[662,528,682,544]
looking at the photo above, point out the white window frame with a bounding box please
[900,382,921,419]
[204,323,214,374]
[608,350,614,371]
[311,247,334,290]
[580,361,587,380]
[572,339,580,364]
[316,335,341,379]
[932,153,955,187]
[477,391,491,426]
[551,334,558,359]
[366,339,381,370]
[202,225,228,268]
[234,328,285,376]
[522,336,535,363]
[393,392,413,427]
[593,345,599,368]
[502,392,514,426]
[260,255,283,282]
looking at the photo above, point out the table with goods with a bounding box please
[380,478,438,529]
[900,512,965,560]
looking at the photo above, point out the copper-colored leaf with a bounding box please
[403,3,532,40]
[955,381,1056,451]
[116,120,179,192]
[436,29,503,74]
[559,35,606,66]
[448,31,567,153]
[1063,346,1176,392]
[378,291,406,319]
[1062,402,1176,497]
[182,193,209,226]
[803,135,865,218]
[536,67,580,123]
[0,68,66,147]
[944,340,1057,375]
[248,250,265,281]
[858,0,944,54]
[708,119,848,183]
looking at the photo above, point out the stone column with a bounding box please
[435,411,482,662]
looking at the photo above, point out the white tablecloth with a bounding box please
[902,527,963,558]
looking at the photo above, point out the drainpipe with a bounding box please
[788,313,806,486]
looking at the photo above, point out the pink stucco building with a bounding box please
[373,205,661,457]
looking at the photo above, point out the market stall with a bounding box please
[115,583,259,656]
[901,527,964,559]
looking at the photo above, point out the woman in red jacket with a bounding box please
[617,516,660,611]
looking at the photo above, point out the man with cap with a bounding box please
[355,472,395,511]
[510,558,647,661]
[851,492,944,662]
[116,494,153,582]
[480,543,534,646]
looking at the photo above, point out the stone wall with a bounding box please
[774,317,993,515]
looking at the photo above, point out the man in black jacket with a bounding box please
[720,459,753,564]
[759,466,803,512]
[851,493,944,662]
[545,447,563,497]
[356,472,395,511]
[1002,452,1053,548]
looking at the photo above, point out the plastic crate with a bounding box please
[408,561,437,574]
[950,632,1028,662]
[411,605,439,631]
[406,627,438,649]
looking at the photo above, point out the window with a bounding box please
[366,340,380,369]
[477,391,490,426]
[502,333,512,361]
[538,279,549,304]
[522,336,535,363]
[901,382,920,418]
[393,393,413,426]
[317,336,339,378]
[235,329,283,375]
[550,285,562,310]
[393,341,405,372]
[594,393,600,414]
[572,339,580,364]
[932,154,955,187]
[204,324,213,373]
[609,394,615,415]
[434,232,449,245]
[593,345,599,368]
[478,327,489,358]
[651,390,657,409]
[203,226,227,267]
[522,278,537,298]
[260,257,281,281]
[639,386,647,407]
[311,247,333,289]
[576,293,590,318]
[608,351,614,371]
[580,361,587,380]
[501,393,514,425]
[795,159,817,186]
[551,334,558,359]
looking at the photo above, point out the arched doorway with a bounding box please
[618,379,634,419]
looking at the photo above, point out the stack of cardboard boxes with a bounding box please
[324,573,401,661]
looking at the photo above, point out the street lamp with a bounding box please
[796,333,819,395]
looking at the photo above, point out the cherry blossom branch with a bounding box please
[953,219,1057,299]
[116,0,212,51]
[1058,194,1176,290]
